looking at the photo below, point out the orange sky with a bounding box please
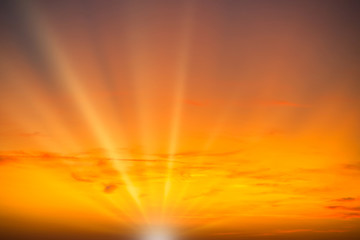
[0,0,360,239]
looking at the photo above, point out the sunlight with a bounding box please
[140,227,175,240]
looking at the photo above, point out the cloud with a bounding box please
[326,205,360,218]
[0,151,167,188]
[184,188,222,201]
[334,197,357,202]
[226,170,259,179]
[0,155,18,165]
[103,184,118,193]
[343,212,360,218]
[71,172,95,183]
[276,229,313,233]
[211,231,243,236]
[326,206,360,211]
[258,228,348,236]
[154,150,242,159]
[343,163,360,171]
[326,206,342,210]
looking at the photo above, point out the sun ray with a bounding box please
[162,1,197,220]
[17,0,146,220]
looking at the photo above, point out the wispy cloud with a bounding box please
[333,197,357,202]
[71,172,96,183]
[153,150,242,159]
[343,212,360,218]
[325,204,360,219]
[326,205,360,211]
[184,187,222,201]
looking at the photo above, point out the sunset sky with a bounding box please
[1,0,360,239]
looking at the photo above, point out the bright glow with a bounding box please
[140,227,175,240]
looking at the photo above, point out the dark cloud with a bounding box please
[326,205,360,211]
[327,205,342,209]
[104,184,118,193]
[334,197,357,202]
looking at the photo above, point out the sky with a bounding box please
[0,0,360,239]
